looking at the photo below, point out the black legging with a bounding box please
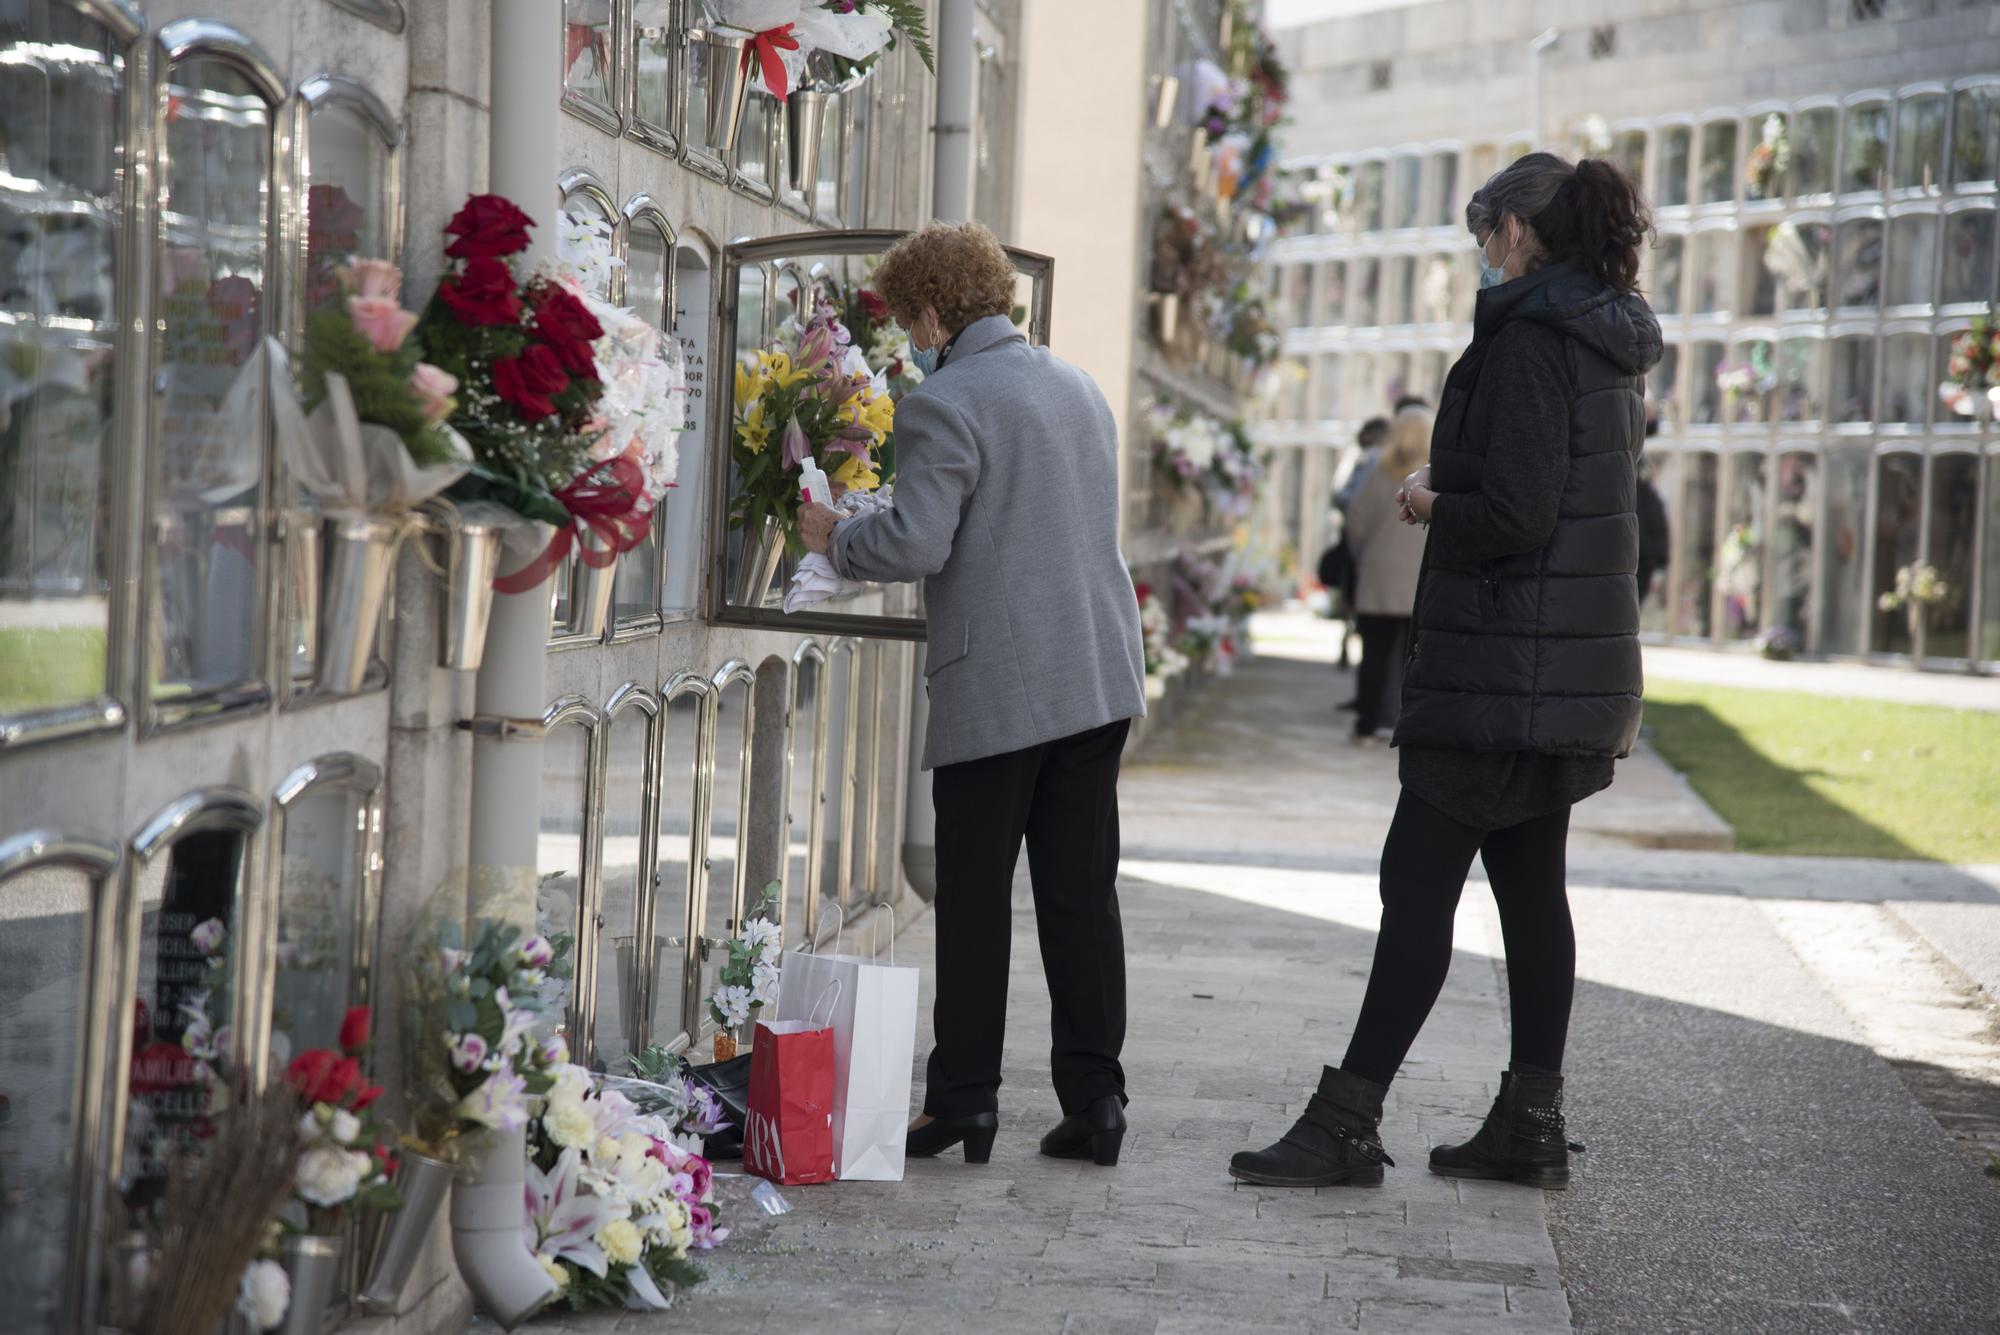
[1352,615,1409,737]
[1341,790,1576,1085]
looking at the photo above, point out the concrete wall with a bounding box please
[1275,0,2000,158]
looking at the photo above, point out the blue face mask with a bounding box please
[1478,234,1511,290]
[912,340,941,377]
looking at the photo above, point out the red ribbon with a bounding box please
[493,455,654,594]
[744,23,799,99]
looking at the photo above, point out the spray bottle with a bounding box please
[798,454,834,510]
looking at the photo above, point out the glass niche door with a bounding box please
[706,230,1055,639]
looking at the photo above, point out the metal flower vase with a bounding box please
[278,1234,344,1335]
[451,1126,556,1329]
[732,517,787,608]
[786,89,830,195]
[315,511,399,695]
[434,511,505,671]
[356,1150,454,1314]
[284,508,322,682]
[702,29,755,156]
[572,527,618,639]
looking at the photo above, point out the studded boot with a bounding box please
[1428,1068,1579,1190]
[1228,1067,1395,1188]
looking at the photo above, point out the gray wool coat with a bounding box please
[829,314,1146,769]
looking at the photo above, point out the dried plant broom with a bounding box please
[135,1083,305,1335]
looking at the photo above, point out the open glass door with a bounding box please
[706,229,1055,639]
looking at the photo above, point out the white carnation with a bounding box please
[328,1109,360,1145]
[237,1259,290,1331]
[545,1100,598,1150]
[296,1145,366,1207]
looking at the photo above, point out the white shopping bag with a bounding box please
[774,908,920,1181]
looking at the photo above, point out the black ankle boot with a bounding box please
[1228,1067,1395,1188]
[907,1111,999,1164]
[1040,1094,1126,1166]
[1428,1068,1579,1189]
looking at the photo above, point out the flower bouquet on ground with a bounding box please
[729,298,892,559]
[1137,583,1188,681]
[523,1063,727,1310]
[1177,613,1237,676]
[1940,314,2000,420]
[706,887,784,1059]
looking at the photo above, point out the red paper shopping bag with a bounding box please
[742,1018,836,1186]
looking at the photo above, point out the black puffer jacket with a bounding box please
[1394,262,1662,758]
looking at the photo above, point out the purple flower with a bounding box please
[518,935,555,969]
[449,1032,490,1073]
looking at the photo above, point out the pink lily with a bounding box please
[522,1148,611,1277]
[780,416,812,470]
[797,323,834,372]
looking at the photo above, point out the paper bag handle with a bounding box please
[808,978,843,1028]
[871,903,895,965]
[804,899,844,956]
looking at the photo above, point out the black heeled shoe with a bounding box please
[906,1112,999,1164]
[1039,1094,1126,1166]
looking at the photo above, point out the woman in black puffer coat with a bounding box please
[1231,152,1661,1193]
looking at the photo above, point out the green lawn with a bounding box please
[1643,679,2000,865]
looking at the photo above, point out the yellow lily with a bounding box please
[736,360,769,405]
[761,350,813,390]
[831,453,880,492]
[736,400,771,454]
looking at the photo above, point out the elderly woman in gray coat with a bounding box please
[799,221,1146,1169]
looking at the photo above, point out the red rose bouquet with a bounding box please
[418,194,665,590]
[282,1006,403,1237]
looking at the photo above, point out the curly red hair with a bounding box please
[870,221,1017,334]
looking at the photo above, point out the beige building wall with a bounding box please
[1014,0,1151,533]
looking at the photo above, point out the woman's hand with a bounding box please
[1397,466,1436,526]
[799,503,841,555]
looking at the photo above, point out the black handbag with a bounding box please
[680,1052,753,1159]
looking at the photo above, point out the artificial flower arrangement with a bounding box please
[400,919,568,1155]
[1714,348,1776,421]
[706,888,784,1059]
[1878,562,1954,619]
[523,1062,727,1310]
[1177,612,1238,677]
[730,295,893,555]
[417,194,682,595]
[1221,280,1280,372]
[1940,314,2000,419]
[1136,583,1188,680]
[1209,419,1264,518]
[284,1007,402,1235]
[1149,404,1227,494]
[1746,113,1791,199]
[702,0,933,100]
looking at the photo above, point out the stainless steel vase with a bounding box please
[571,527,618,640]
[315,511,399,695]
[731,516,786,608]
[434,512,504,671]
[278,1234,344,1335]
[356,1150,454,1314]
[701,29,755,156]
[785,89,829,195]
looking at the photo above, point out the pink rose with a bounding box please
[409,362,459,422]
[348,296,418,353]
[343,258,402,301]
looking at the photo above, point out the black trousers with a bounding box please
[1353,614,1410,737]
[1341,790,1576,1085]
[924,719,1131,1119]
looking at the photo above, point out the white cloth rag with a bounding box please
[786,490,892,614]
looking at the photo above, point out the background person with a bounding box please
[1342,405,1432,744]
[799,221,1146,1170]
[1229,152,1660,1194]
